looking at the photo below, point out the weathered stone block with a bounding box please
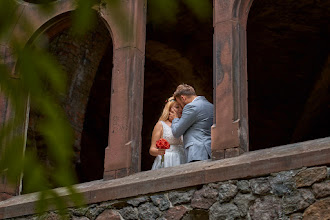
[295,166,327,187]
[250,177,271,195]
[237,180,251,193]
[209,202,240,220]
[127,196,149,207]
[150,194,170,211]
[70,207,89,217]
[116,168,130,179]
[225,148,240,158]
[282,189,315,214]
[182,209,209,220]
[164,206,188,220]
[211,149,225,160]
[43,212,61,220]
[312,180,330,198]
[137,202,161,220]
[191,185,218,209]
[101,200,128,209]
[289,213,303,220]
[218,182,238,203]
[233,193,256,217]
[96,210,121,220]
[248,196,282,220]
[85,205,105,220]
[168,189,195,206]
[303,197,330,220]
[118,207,138,220]
[270,170,296,196]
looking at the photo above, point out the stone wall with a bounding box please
[10,166,330,220]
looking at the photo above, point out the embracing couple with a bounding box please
[150,84,214,170]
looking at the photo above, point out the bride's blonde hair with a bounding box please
[159,97,177,121]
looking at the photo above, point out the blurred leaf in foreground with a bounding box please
[0,0,211,216]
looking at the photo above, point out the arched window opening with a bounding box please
[247,0,330,151]
[79,43,112,182]
[142,0,213,171]
[24,16,113,192]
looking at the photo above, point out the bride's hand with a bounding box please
[169,109,179,119]
[158,149,165,156]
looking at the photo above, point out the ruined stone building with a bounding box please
[0,0,329,219]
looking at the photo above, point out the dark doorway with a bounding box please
[25,17,113,192]
[142,0,213,171]
[79,43,112,182]
[247,0,330,151]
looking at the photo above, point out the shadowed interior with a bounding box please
[142,1,213,171]
[247,0,330,151]
[25,17,112,191]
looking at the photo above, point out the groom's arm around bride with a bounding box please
[171,84,213,163]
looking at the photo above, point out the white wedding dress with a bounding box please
[151,121,186,170]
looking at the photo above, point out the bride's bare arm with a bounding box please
[149,121,166,156]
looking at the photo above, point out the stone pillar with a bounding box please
[103,0,146,180]
[0,89,18,200]
[0,44,29,200]
[104,48,144,179]
[211,0,252,159]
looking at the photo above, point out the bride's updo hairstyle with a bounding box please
[159,97,177,121]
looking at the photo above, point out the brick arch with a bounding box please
[18,1,147,181]
[26,11,116,48]
[23,11,114,188]
[212,0,330,155]
[1,0,146,198]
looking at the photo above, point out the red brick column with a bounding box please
[211,0,253,159]
[104,47,144,179]
[103,0,146,180]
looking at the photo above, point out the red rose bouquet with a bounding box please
[156,138,170,167]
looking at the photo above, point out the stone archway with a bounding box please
[24,13,114,190]
[0,0,147,198]
[212,0,329,156]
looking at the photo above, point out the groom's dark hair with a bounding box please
[173,84,196,97]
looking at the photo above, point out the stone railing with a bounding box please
[1,137,330,219]
[8,166,330,220]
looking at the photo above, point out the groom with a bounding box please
[170,84,213,162]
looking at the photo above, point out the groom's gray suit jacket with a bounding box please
[172,96,213,162]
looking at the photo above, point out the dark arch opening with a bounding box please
[78,42,112,182]
[24,16,112,192]
[247,0,330,151]
[142,0,213,171]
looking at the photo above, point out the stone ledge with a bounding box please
[1,137,330,219]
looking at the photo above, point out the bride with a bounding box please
[149,97,186,170]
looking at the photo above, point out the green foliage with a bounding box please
[148,0,179,24]
[148,0,212,24]
[183,0,212,21]
[0,0,210,217]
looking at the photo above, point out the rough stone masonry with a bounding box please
[9,166,330,220]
